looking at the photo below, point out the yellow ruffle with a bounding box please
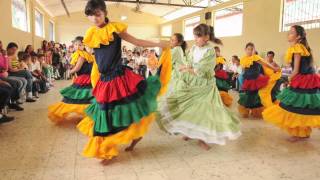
[240,55,262,68]
[90,61,100,88]
[219,91,233,107]
[263,105,320,131]
[285,43,310,64]
[70,50,95,65]
[157,48,172,97]
[258,65,282,108]
[77,113,156,159]
[216,57,226,65]
[48,102,88,123]
[83,22,128,48]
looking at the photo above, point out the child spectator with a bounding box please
[7,42,36,102]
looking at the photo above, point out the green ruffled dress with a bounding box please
[158,45,241,145]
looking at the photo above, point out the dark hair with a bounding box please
[292,25,313,61]
[267,51,275,57]
[214,46,220,53]
[85,0,109,23]
[24,45,33,53]
[193,24,222,45]
[37,54,44,58]
[17,51,28,61]
[232,55,240,62]
[173,33,187,54]
[245,42,255,49]
[7,42,18,50]
[74,36,84,43]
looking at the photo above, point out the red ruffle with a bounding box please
[93,69,144,103]
[73,74,91,86]
[290,74,320,89]
[242,75,269,91]
[215,70,229,80]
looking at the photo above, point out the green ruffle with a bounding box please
[216,78,231,91]
[60,85,93,100]
[86,76,161,134]
[238,92,262,108]
[278,88,320,109]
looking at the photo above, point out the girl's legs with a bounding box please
[125,137,143,152]
[197,140,211,150]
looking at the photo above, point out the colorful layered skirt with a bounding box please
[48,74,93,123]
[215,69,233,107]
[77,66,161,159]
[263,73,320,137]
[238,74,269,117]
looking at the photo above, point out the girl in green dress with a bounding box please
[158,24,241,150]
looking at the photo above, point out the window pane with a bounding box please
[163,0,231,21]
[214,4,243,37]
[11,0,28,32]
[49,22,55,41]
[184,16,201,40]
[161,25,172,37]
[282,0,320,31]
[35,10,44,37]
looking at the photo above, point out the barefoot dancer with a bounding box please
[263,25,320,142]
[158,24,241,150]
[76,0,169,164]
[48,36,94,123]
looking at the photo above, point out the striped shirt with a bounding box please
[9,56,20,69]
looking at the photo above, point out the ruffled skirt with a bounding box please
[157,76,241,145]
[48,74,93,123]
[77,67,161,159]
[238,74,269,117]
[215,70,233,107]
[263,73,320,137]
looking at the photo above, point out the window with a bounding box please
[184,16,201,40]
[281,0,320,31]
[11,0,28,32]
[35,10,44,37]
[161,25,172,37]
[49,21,55,41]
[214,4,243,37]
[163,0,231,21]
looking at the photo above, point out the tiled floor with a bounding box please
[1,80,320,180]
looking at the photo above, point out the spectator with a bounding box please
[266,51,280,70]
[7,42,36,102]
[29,53,48,94]
[0,41,24,110]
[0,79,15,123]
[147,49,159,77]
[230,55,242,91]
[52,47,62,80]
[24,45,35,55]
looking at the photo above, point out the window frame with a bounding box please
[49,20,55,41]
[183,16,201,41]
[11,0,29,32]
[34,8,45,38]
[214,3,244,38]
[161,24,172,37]
[281,0,320,32]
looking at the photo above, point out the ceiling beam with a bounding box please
[103,0,206,8]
